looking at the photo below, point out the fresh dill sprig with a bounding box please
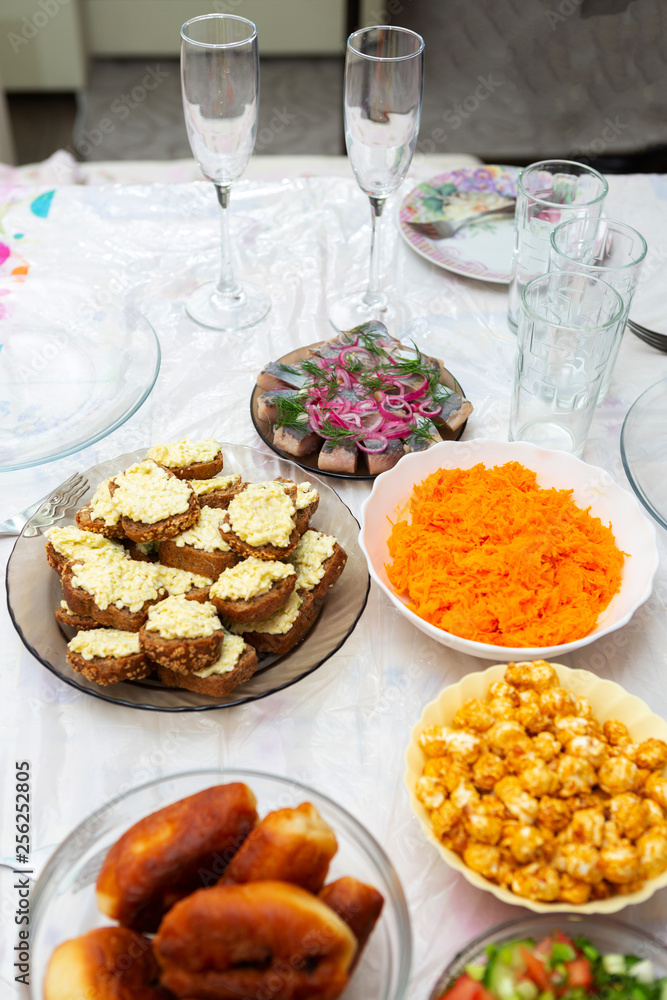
[318,419,361,446]
[273,392,309,429]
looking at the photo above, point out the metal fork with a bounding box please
[627,319,667,352]
[0,472,89,538]
[408,203,516,240]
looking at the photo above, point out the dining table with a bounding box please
[1,152,666,1000]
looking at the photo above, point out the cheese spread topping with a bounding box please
[47,525,124,559]
[156,564,213,595]
[176,506,231,552]
[89,478,122,525]
[295,482,318,510]
[146,438,220,467]
[210,556,295,602]
[145,595,222,639]
[232,590,302,635]
[68,628,141,661]
[71,551,162,612]
[289,530,336,591]
[191,474,242,496]
[114,460,194,524]
[226,482,295,547]
[194,630,247,677]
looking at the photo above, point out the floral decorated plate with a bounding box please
[399,165,519,283]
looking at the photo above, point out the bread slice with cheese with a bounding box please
[220,480,300,561]
[232,590,319,656]
[288,530,347,601]
[156,630,258,696]
[191,473,246,509]
[158,506,239,579]
[138,596,223,674]
[66,629,153,686]
[209,556,296,624]
[146,438,223,480]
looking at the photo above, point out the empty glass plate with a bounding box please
[0,292,160,472]
[621,377,667,530]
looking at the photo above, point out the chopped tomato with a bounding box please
[565,958,593,990]
[520,947,551,991]
[437,974,496,1000]
[554,931,576,948]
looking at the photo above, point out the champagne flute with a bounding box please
[181,14,270,330]
[329,25,424,332]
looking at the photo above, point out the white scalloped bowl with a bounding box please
[405,661,667,914]
[359,439,658,662]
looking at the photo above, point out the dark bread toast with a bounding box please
[75,504,125,539]
[210,571,296,624]
[237,591,319,655]
[121,489,200,543]
[156,645,258,696]
[66,647,153,686]
[158,538,239,579]
[303,541,348,601]
[138,628,222,675]
[163,451,223,481]
[61,561,161,632]
[55,602,101,631]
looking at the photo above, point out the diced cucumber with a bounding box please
[465,965,486,982]
[551,944,577,966]
[602,955,627,976]
[629,961,656,984]
[488,959,520,1000]
[498,942,534,971]
[516,980,539,1000]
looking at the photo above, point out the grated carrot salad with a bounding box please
[385,461,626,647]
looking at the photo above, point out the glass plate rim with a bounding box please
[6,443,370,712]
[398,164,520,285]
[0,309,161,473]
[250,339,469,480]
[620,375,667,531]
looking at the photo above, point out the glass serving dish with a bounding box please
[429,913,667,1000]
[25,769,412,1000]
[6,442,370,711]
[620,377,667,531]
[0,292,160,472]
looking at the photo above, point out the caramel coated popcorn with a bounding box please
[416,660,667,903]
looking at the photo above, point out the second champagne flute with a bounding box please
[329,25,424,333]
[181,14,270,331]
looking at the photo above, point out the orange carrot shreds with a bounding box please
[385,461,626,648]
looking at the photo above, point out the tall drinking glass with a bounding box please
[507,160,608,334]
[181,14,270,330]
[509,271,624,457]
[549,217,647,399]
[329,25,424,332]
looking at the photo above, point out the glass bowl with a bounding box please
[429,913,667,1000]
[0,291,160,472]
[25,769,411,1000]
[360,439,659,661]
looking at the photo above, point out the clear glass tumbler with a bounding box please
[509,270,624,456]
[549,217,647,398]
[507,160,608,334]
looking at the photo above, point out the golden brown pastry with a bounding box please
[96,783,258,932]
[319,876,384,970]
[44,927,169,1000]
[153,880,357,1000]
[221,802,337,893]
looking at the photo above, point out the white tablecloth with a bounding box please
[1,160,666,1000]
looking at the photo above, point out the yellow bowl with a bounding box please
[405,661,667,914]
